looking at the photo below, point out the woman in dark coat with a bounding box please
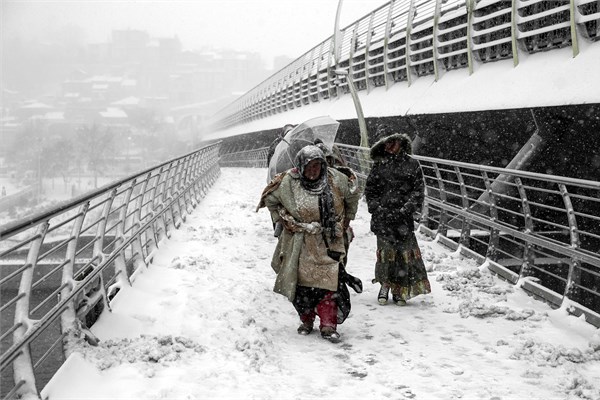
[364,133,431,305]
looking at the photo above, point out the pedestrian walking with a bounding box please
[266,124,295,167]
[364,132,431,306]
[257,145,360,342]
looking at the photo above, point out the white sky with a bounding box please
[1,0,387,63]
[42,167,600,400]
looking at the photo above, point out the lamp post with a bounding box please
[334,68,369,148]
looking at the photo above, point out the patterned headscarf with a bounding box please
[294,145,328,193]
[294,146,336,240]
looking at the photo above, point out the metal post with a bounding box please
[61,203,89,357]
[383,0,395,89]
[559,183,581,300]
[335,69,369,148]
[511,0,520,67]
[333,0,344,66]
[12,223,49,399]
[433,0,442,81]
[405,0,416,85]
[569,0,580,57]
[466,0,475,75]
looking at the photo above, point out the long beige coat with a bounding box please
[263,167,359,301]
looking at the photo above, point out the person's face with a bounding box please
[303,159,322,181]
[384,140,401,154]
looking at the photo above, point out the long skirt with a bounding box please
[373,232,431,301]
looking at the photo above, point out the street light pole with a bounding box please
[335,69,369,148]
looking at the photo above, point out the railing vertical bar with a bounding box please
[481,171,499,261]
[91,189,118,315]
[405,0,416,86]
[570,0,580,57]
[514,177,535,279]
[383,0,395,89]
[113,181,137,289]
[59,202,89,351]
[511,0,520,66]
[365,12,374,92]
[433,0,442,80]
[454,166,471,246]
[12,223,48,399]
[466,0,475,75]
[559,183,582,301]
[432,162,448,235]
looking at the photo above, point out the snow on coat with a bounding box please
[261,167,359,301]
[365,133,424,242]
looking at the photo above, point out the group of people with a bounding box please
[257,126,431,343]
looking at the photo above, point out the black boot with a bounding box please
[378,284,390,305]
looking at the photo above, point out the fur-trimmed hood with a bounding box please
[369,133,412,161]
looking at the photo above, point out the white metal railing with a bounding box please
[0,143,221,400]
[207,0,599,132]
[219,147,268,168]
[2,142,599,398]
[221,144,600,328]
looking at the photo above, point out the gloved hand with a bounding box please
[304,221,322,235]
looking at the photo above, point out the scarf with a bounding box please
[318,180,337,241]
[295,145,337,240]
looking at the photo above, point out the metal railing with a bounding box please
[222,144,600,327]
[0,143,221,400]
[2,141,598,399]
[207,0,600,132]
[219,147,269,168]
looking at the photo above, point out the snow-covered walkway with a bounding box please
[43,168,600,400]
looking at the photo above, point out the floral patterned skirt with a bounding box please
[373,232,431,301]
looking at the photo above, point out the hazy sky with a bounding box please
[2,0,388,64]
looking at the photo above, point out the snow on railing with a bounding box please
[0,143,221,400]
[206,0,599,132]
[221,144,600,328]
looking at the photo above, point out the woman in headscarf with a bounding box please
[364,133,431,306]
[257,145,360,342]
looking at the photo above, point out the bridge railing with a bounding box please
[207,0,600,131]
[2,141,598,399]
[0,143,221,400]
[222,144,600,327]
[219,147,269,168]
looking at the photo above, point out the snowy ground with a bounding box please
[42,168,600,400]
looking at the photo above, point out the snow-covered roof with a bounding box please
[99,108,127,118]
[111,96,140,106]
[90,75,123,83]
[121,79,137,87]
[42,112,65,120]
[21,102,53,109]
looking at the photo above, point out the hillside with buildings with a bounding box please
[0,29,292,218]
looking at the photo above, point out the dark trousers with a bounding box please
[292,286,337,329]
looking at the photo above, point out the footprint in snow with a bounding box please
[440,362,465,375]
